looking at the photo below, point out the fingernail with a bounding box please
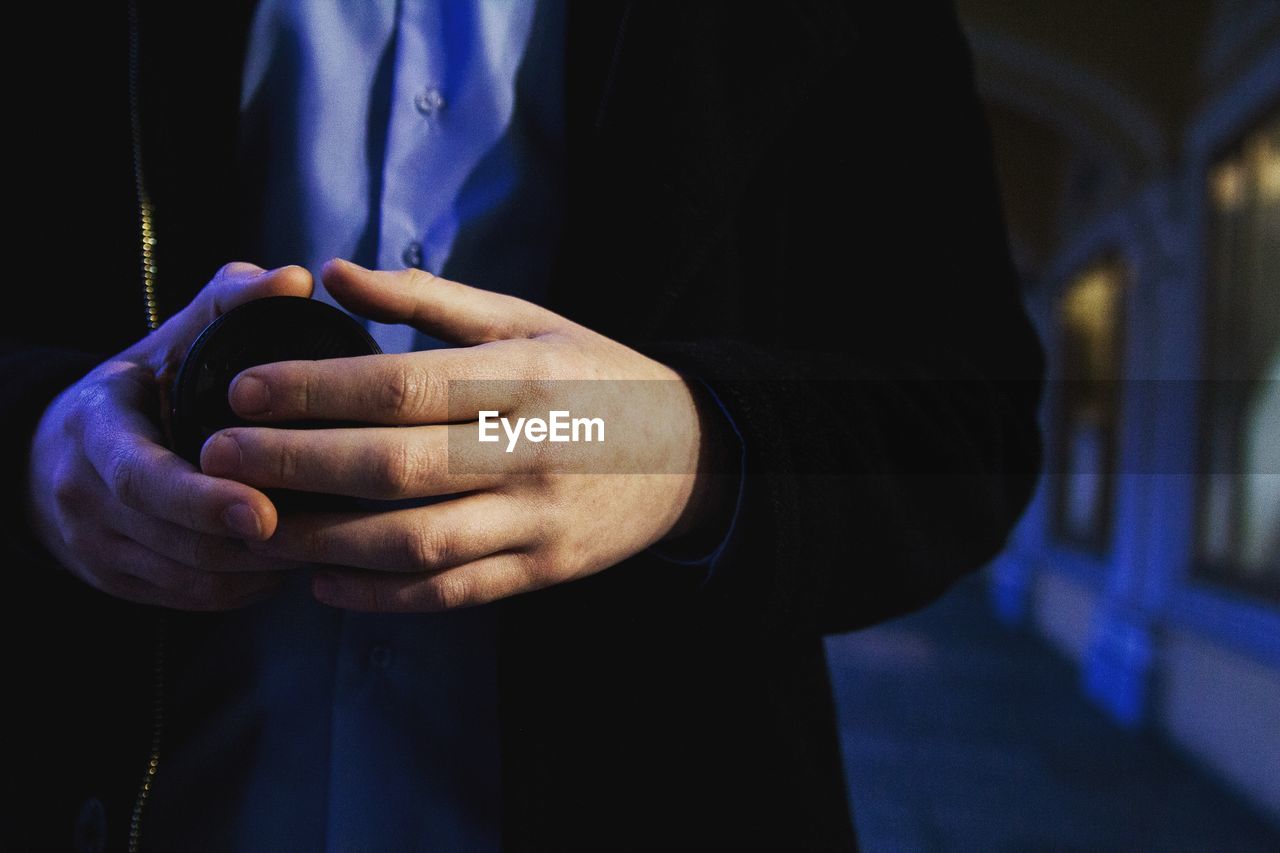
[251,264,301,281]
[223,503,261,539]
[230,375,270,416]
[201,432,242,476]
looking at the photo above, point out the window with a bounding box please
[1196,105,1280,600]
[1052,256,1126,552]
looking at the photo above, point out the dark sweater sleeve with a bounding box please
[637,2,1044,637]
[644,341,1042,638]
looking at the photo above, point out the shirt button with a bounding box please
[370,643,393,669]
[414,86,446,117]
[402,241,424,269]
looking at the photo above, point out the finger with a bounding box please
[322,258,562,345]
[311,551,543,612]
[107,501,303,574]
[205,262,314,319]
[227,346,525,424]
[200,425,505,499]
[93,534,284,611]
[250,494,536,573]
[56,456,294,573]
[82,382,278,540]
[149,263,314,370]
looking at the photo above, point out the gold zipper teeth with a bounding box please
[128,618,166,853]
[128,0,159,334]
[128,2,165,850]
[139,200,159,332]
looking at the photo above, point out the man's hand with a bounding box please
[205,259,735,612]
[25,263,313,609]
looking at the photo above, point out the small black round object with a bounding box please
[170,296,382,466]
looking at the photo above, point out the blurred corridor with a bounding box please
[928,0,1280,840]
[827,576,1280,851]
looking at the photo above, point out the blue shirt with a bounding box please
[238,0,563,337]
[149,2,563,851]
[148,1,740,849]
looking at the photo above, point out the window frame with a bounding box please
[1049,252,1129,556]
[1192,98,1280,603]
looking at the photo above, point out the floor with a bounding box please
[825,574,1280,852]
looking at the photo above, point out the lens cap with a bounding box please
[170,296,382,467]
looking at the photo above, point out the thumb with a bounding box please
[193,262,315,332]
[321,258,559,346]
[141,263,314,370]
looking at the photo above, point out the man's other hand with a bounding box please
[25,263,311,609]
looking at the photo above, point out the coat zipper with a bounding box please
[129,0,159,333]
[128,617,166,853]
[128,2,166,851]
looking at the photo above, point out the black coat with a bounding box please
[1,1,1043,850]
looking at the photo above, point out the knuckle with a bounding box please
[517,347,556,394]
[204,265,239,315]
[473,317,507,345]
[405,525,451,572]
[380,367,431,421]
[524,344,555,380]
[491,294,539,341]
[405,267,438,290]
[179,490,205,532]
[186,531,222,570]
[419,573,469,612]
[72,378,111,421]
[108,448,144,509]
[276,440,302,483]
[521,549,558,587]
[211,261,259,289]
[51,464,85,508]
[419,440,448,484]
[375,444,417,497]
[299,369,319,416]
